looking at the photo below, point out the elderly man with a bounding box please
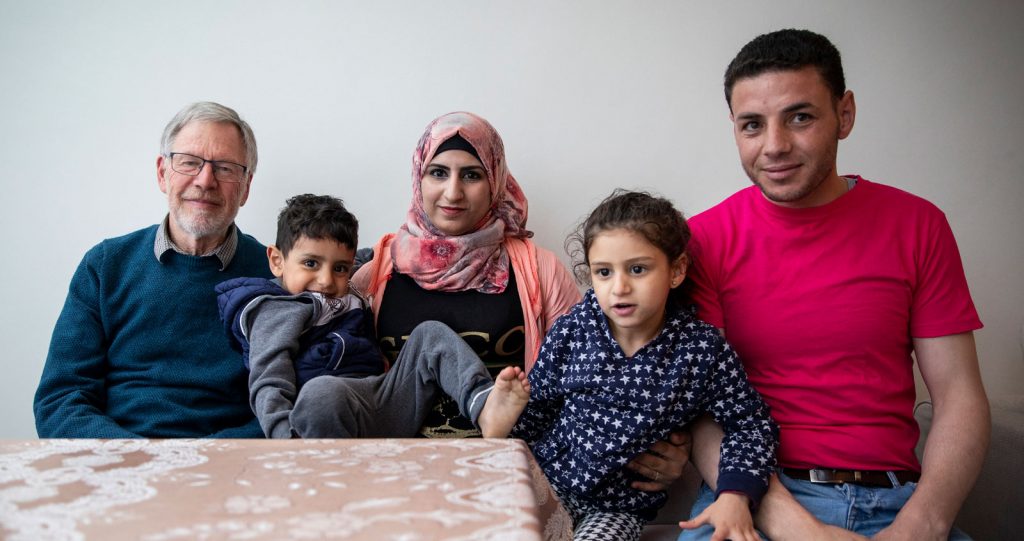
[35,102,272,438]
[679,30,989,540]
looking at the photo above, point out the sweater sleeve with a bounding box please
[243,297,316,439]
[511,315,569,445]
[34,246,139,438]
[206,417,264,438]
[703,332,779,507]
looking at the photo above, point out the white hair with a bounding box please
[159,101,258,174]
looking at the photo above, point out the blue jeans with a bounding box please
[678,471,971,540]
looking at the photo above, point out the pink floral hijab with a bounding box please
[391,112,531,293]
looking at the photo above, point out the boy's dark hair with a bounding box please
[567,189,691,306]
[724,28,846,109]
[275,194,359,256]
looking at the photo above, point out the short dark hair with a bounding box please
[275,194,358,256]
[567,189,691,307]
[724,29,846,108]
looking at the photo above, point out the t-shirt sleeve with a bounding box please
[686,218,726,328]
[909,210,982,338]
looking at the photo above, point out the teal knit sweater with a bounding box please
[34,225,272,438]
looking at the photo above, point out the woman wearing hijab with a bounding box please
[350,111,577,437]
[303,112,688,485]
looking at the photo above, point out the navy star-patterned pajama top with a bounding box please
[512,290,778,517]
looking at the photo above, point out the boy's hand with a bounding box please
[678,492,759,541]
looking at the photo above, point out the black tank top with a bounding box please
[376,270,526,437]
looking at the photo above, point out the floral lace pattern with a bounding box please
[0,438,570,541]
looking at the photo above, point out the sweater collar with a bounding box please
[154,215,239,270]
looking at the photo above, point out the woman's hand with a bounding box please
[626,431,692,491]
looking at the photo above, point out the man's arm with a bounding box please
[874,332,989,540]
[689,416,867,540]
[34,251,139,438]
[687,328,865,540]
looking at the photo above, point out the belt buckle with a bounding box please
[808,468,844,484]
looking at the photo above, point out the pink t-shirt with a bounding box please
[687,177,982,471]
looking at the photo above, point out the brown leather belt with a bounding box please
[781,468,920,488]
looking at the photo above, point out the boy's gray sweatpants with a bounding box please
[290,320,495,437]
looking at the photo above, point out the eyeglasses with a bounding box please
[166,152,248,183]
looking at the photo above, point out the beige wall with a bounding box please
[2,1,1021,437]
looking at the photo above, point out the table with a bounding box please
[0,438,572,541]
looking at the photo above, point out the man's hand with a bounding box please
[870,506,950,541]
[626,431,692,491]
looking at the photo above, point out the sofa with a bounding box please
[941,392,1024,540]
[639,393,1024,541]
[640,459,701,540]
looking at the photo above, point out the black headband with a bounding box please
[434,133,481,161]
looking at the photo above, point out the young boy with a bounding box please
[216,194,528,439]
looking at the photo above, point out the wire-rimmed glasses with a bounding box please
[166,152,248,183]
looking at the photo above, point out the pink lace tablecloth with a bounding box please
[0,438,572,541]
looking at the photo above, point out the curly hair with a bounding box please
[275,194,358,256]
[566,189,691,306]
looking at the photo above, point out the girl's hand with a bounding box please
[678,492,759,541]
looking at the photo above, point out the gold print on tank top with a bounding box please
[378,326,526,365]
[495,325,525,357]
[379,336,398,363]
[374,325,528,439]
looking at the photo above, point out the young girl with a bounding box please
[508,190,778,541]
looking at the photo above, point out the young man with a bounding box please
[679,29,989,540]
[35,102,271,438]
